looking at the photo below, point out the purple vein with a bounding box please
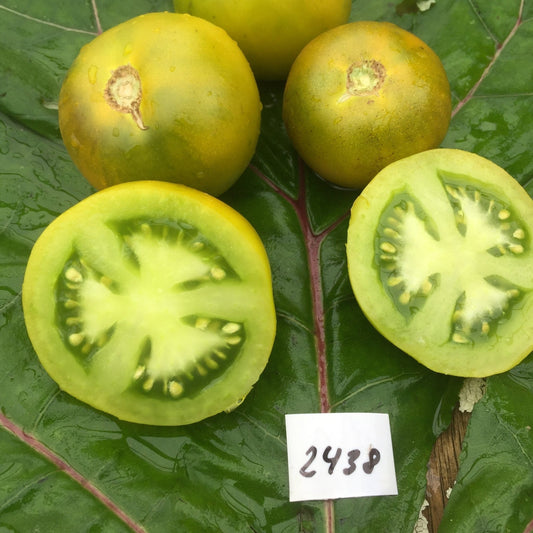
[0,412,145,532]
[250,162,347,414]
[293,163,331,415]
[452,0,524,118]
[251,161,347,533]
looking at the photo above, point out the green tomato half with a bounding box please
[22,181,276,425]
[347,149,533,377]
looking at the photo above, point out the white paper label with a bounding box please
[285,413,398,502]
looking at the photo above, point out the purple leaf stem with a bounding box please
[0,412,145,533]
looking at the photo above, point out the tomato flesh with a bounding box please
[23,182,276,425]
[347,149,533,377]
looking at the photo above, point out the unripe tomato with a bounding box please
[283,21,452,189]
[173,0,352,80]
[347,149,533,377]
[58,12,262,196]
[23,181,277,425]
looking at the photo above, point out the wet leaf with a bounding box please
[0,1,531,532]
[439,360,533,532]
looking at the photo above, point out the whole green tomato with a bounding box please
[173,0,352,80]
[282,21,452,189]
[58,12,262,196]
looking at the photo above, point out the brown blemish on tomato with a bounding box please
[104,64,148,130]
[339,59,386,102]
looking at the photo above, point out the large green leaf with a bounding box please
[0,1,531,531]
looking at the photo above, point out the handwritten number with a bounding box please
[299,446,317,477]
[363,448,381,474]
[343,448,361,475]
[322,446,342,474]
[299,446,381,478]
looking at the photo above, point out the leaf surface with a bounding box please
[0,1,532,532]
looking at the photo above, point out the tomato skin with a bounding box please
[346,149,533,377]
[173,0,352,80]
[58,12,261,196]
[22,181,276,426]
[282,21,452,189]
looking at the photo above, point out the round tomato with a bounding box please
[173,0,352,81]
[283,21,452,189]
[346,149,533,377]
[58,12,261,196]
[22,181,276,425]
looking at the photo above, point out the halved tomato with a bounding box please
[346,149,533,377]
[22,181,276,425]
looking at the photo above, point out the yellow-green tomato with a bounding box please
[58,12,262,196]
[283,21,452,189]
[173,0,352,80]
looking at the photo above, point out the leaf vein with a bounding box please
[0,469,56,514]
[0,291,21,317]
[0,4,98,35]
[468,0,499,44]
[495,412,533,468]
[330,374,416,410]
[452,0,525,118]
[0,413,146,532]
[239,413,286,446]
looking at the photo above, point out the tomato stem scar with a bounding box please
[339,59,386,102]
[104,64,148,130]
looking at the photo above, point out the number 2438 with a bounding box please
[299,446,381,478]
